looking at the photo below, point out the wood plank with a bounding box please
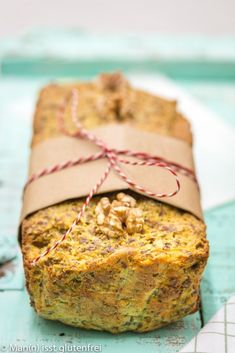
[178,81,235,326]
[202,202,235,323]
[1,31,235,79]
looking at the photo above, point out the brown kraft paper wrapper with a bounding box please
[20,123,203,223]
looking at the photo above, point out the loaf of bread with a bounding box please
[21,73,209,333]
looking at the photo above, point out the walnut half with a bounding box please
[95,193,144,238]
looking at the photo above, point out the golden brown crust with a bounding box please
[22,73,208,333]
[31,74,192,146]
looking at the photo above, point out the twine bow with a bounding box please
[27,89,196,265]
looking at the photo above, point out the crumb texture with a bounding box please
[22,73,208,333]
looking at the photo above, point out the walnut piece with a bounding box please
[95,197,110,225]
[116,192,136,207]
[126,208,144,234]
[98,72,129,91]
[95,193,144,237]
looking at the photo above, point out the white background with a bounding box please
[0,0,235,38]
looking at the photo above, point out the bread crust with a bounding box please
[22,73,208,333]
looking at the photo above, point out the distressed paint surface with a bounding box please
[0,34,235,351]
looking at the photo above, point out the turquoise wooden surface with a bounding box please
[0,31,235,353]
[1,30,235,79]
[0,77,235,353]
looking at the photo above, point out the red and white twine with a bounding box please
[27,89,196,266]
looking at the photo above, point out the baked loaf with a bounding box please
[22,73,209,333]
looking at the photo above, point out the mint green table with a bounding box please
[0,31,234,353]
